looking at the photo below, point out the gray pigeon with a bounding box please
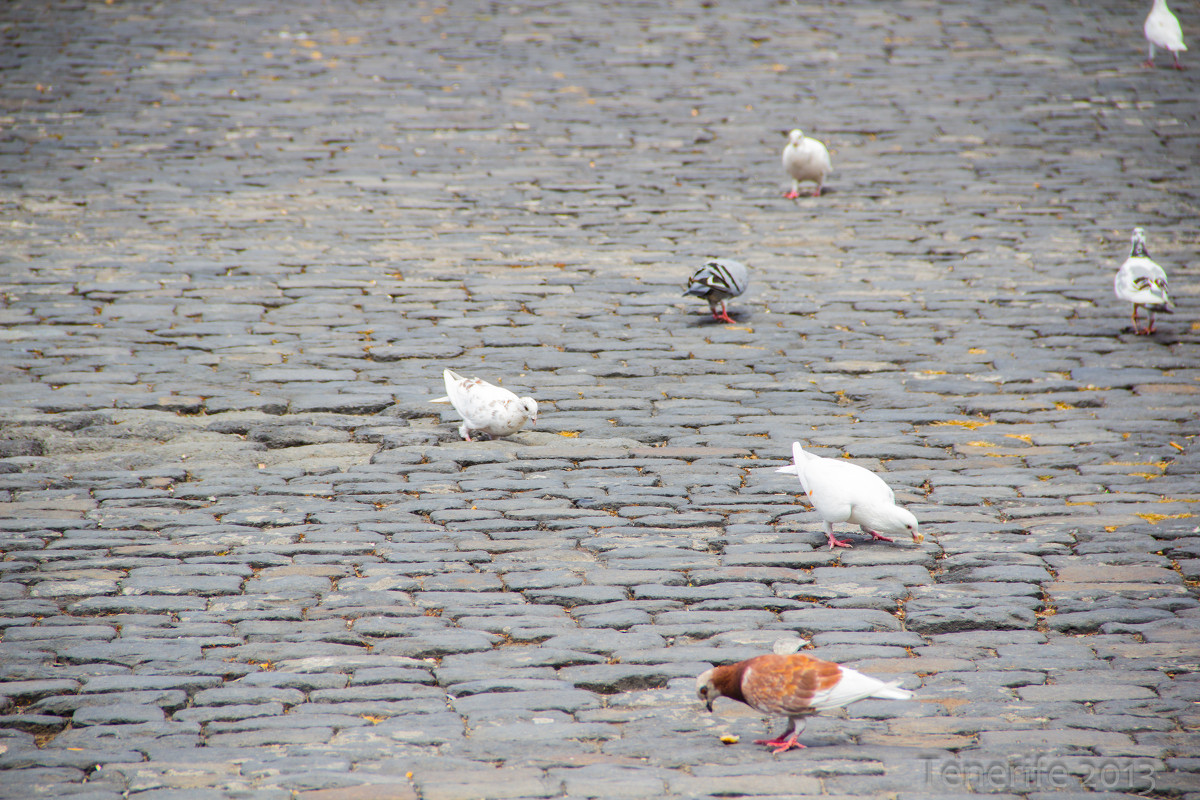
[683,259,749,323]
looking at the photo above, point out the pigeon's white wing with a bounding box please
[807,666,912,711]
[795,447,893,523]
[1116,257,1173,309]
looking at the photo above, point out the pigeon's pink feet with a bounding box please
[826,533,853,549]
[1142,59,1156,68]
[784,190,800,199]
[754,734,805,754]
[812,187,822,197]
[712,311,735,324]
[866,529,895,543]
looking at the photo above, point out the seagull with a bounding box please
[777,441,922,549]
[432,369,538,441]
[1143,0,1187,69]
[683,259,749,324]
[697,651,913,754]
[782,129,832,198]
[1114,227,1175,335]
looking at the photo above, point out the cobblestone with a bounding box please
[1,0,1198,797]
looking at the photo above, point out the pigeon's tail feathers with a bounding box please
[871,679,914,701]
[443,368,467,397]
[775,464,799,476]
[811,669,913,711]
[791,441,818,466]
[430,395,452,404]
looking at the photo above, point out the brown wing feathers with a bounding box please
[729,655,843,715]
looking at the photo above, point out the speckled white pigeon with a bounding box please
[1143,0,1187,69]
[683,259,750,323]
[1114,227,1175,335]
[432,369,538,441]
[777,441,922,549]
[782,129,832,198]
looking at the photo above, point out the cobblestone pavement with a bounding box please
[1,0,1199,798]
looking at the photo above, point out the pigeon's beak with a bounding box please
[704,697,714,713]
[912,531,924,544]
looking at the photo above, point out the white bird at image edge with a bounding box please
[1143,0,1187,69]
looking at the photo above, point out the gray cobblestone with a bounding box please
[1,0,1198,796]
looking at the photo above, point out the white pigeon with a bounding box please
[781,129,832,198]
[1114,227,1175,335]
[1143,0,1187,69]
[683,259,750,323]
[432,369,538,441]
[777,441,922,549]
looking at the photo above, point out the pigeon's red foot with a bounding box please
[1142,59,1156,68]
[754,735,805,754]
[812,187,822,197]
[866,530,895,543]
[784,190,799,199]
[826,534,853,549]
[713,311,735,324]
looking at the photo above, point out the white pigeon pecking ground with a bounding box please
[1114,227,1175,335]
[777,441,922,549]
[683,258,750,324]
[781,128,832,198]
[432,368,538,441]
[1143,0,1187,69]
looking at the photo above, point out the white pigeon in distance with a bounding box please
[683,259,750,323]
[1114,227,1175,335]
[1143,0,1187,69]
[782,129,832,198]
[432,369,538,441]
[777,441,922,549]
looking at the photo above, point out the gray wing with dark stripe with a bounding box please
[683,259,749,301]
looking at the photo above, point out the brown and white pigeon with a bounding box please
[432,369,537,441]
[683,259,750,324]
[696,651,913,753]
[782,129,832,198]
[777,441,922,549]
